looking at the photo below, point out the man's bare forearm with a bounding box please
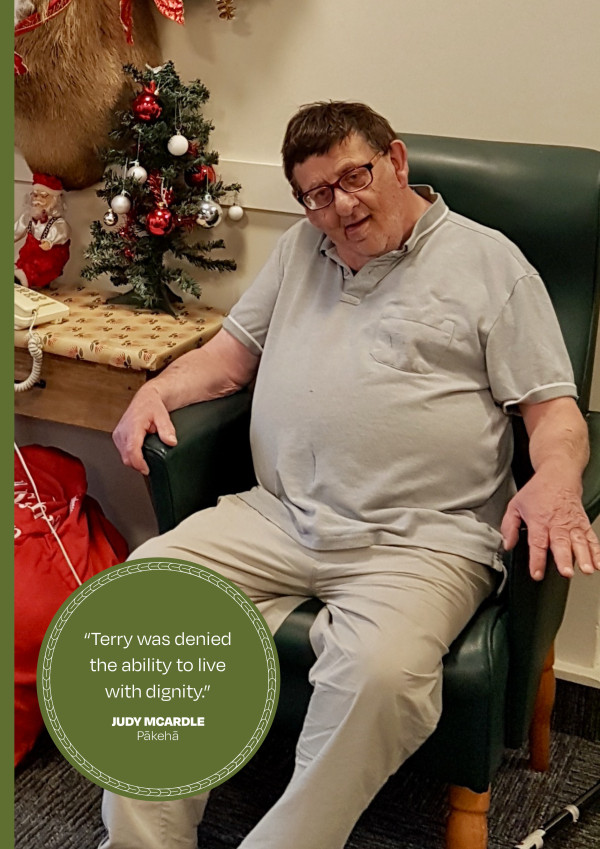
[142,329,260,412]
[523,397,589,485]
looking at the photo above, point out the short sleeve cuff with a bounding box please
[222,315,264,357]
[502,381,578,414]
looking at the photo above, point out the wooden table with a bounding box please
[14,284,224,433]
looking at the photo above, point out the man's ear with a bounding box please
[388,139,409,189]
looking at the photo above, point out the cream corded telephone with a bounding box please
[14,284,69,330]
[14,284,70,392]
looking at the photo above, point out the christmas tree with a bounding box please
[82,62,240,314]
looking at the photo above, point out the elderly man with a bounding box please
[105,102,600,849]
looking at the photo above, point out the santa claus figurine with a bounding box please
[14,173,71,289]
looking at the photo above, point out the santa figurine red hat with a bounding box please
[31,173,65,194]
[14,173,71,289]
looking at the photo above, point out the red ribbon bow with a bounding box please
[120,0,185,44]
[14,0,74,74]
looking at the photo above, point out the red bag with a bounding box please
[14,445,129,765]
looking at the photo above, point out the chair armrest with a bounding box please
[583,410,600,523]
[500,411,598,747]
[142,389,256,533]
[409,601,509,792]
[503,534,569,748]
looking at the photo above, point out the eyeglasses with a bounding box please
[296,151,384,211]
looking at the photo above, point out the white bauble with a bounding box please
[228,204,244,221]
[168,133,189,156]
[110,192,131,214]
[127,163,148,184]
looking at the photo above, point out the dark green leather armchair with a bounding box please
[142,135,600,849]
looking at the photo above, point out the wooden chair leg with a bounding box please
[446,784,490,849]
[528,643,555,772]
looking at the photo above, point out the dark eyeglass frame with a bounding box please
[296,151,385,211]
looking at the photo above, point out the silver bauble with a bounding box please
[196,194,223,229]
[103,209,118,226]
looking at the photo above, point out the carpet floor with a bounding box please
[15,681,600,849]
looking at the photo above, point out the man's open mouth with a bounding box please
[345,216,370,238]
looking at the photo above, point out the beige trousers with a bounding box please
[100,494,496,849]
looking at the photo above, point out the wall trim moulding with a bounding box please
[555,659,600,689]
[14,150,300,216]
[218,159,299,215]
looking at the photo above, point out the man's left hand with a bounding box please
[501,466,600,580]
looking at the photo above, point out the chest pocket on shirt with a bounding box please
[370,314,455,375]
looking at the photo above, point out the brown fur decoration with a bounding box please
[15,0,162,190]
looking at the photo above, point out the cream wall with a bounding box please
[166,0,600,155]
[15,0,600,684]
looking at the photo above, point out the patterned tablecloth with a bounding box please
[14,283,225,372]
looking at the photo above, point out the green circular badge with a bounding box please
[37,559,279,799]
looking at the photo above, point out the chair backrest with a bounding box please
[401,133,600,747]
[401,133,600,410]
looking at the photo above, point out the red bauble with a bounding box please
[132,85,162,122]
[124,248,135,260]
[185,164,216,187]
[146,205,174,236]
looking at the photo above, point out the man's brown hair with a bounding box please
[282,101,396,188]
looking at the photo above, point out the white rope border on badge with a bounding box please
[39,559,279,797]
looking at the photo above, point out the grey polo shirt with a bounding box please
[222,188,576,567]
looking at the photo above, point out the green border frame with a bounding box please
[8,3,16,846]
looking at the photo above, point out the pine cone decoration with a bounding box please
[215,0,236,20]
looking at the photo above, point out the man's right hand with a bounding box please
[112,382,177,475]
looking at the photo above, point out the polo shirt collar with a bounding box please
[319,186,448,303]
